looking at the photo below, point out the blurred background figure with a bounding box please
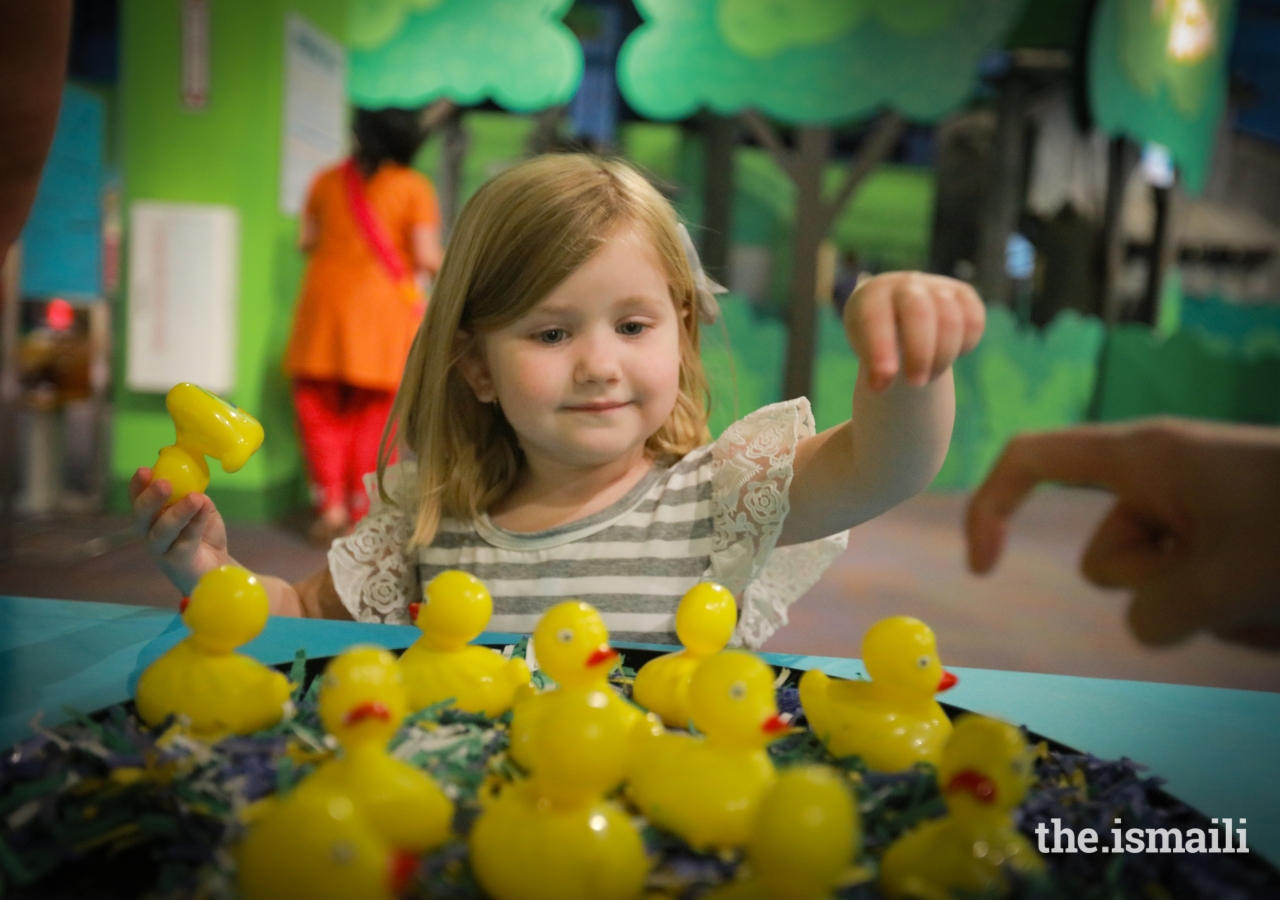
[284,107,443,545]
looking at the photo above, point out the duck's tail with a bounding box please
[798,668,830,733]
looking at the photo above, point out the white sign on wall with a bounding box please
[126,201,239,394]
[279,13,347,215]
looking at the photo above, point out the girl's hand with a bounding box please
[129,467,234,598]
[844,272,985,392]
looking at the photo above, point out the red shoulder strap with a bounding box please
[342,159,420,302]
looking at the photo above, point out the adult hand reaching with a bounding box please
[966,418,1280,649]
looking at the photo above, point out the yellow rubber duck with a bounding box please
[880,715,1044,899]
[238,783,419,900]
[633,582,737,728]
[300,647,454,854]
[134,565,291,737]
[628,650,789,851]
[799,616,958,772]
[151,382,264,504]
[470,691,649,900]
[705,765,861,900]
[508,601,646,770]
[397,570,531,716]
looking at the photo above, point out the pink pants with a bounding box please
[292,379,395,522]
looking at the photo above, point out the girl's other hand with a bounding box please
[844,272,985,393]
[129,467,234,598]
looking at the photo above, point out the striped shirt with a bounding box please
[419,448,714,644]
[329,398,848,648]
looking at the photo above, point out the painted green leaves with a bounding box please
[619,0,1024,124]
[348,0,582,112]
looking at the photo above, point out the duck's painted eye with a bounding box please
[728,681,748,701]
[916,655,930,669]
[557,628,574,644]
[329,841,356,865]
[325,674,340,688]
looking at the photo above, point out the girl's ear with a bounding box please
[453,329,496,403]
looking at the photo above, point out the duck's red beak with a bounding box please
[586,646,618,668]
[408,602,421,623]
[945,769,997,803]
[937,670,958,692]
[344,701,392,727]
[387,850,419,895]
[761,713,789,734]
[179,596,190,614]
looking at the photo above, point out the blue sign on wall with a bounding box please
[20,85,104,299]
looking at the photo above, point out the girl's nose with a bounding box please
[573,331,622,384]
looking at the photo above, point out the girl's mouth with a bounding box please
[564,401,630,413]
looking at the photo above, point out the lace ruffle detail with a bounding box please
[708,398,849,649]
[328,462,420,624]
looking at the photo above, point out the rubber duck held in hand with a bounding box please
[470,691,648,900]
[134,565,291,737]
[238,781,419,900]
[799,616,958,772]
[628,650,789,851]
[398,570,531,716]
[879,715,1044,900]
[151,382,264,505]
[705,765,861,900]
[297,647,454,854]
[508,601,645,770]
[633,582,737,728]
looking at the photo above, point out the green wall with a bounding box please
[111,0,347,520]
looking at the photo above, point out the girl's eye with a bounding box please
[916,655,930,669]
[617,321,646,337]
[536,328,567,344]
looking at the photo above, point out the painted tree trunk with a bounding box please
[782,126,832,401]
[700,112,736,282]
[438,110,470,241]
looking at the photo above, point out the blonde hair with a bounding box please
[380,154,712,548]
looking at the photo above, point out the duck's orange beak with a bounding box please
[344,700,392,727]
[387,850,419,895]
[179,596,191,614]
[586,646,618,668]
[937,670,958,692]
[408,602,421,623]
[945,769,997,803]
[761,713,789,734]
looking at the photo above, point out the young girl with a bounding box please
[131,154,984,649]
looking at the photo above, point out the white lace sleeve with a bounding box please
[707,398,849,649]
[327,461,419,624]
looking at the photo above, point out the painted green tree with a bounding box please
[1089,0,1237,194]
[347,0,582,230]
[619,0,1025,400]
[348,0,582,111]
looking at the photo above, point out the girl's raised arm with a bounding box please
[779,273,984,546]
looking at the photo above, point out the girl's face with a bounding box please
[458,226,685,474]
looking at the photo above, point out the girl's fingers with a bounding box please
[931,289,964,379]
[145,493,202,557]
[170,499,213,556]
[958,284,986,354]
[128,467,152,503]
[894,281,937,386]
[851,285,899,391]
[132,477,173,537]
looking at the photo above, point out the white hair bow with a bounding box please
[677,223,727,325]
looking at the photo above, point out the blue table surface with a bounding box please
[2,595,1278,863]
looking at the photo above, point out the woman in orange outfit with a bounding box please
[285,108,443,544]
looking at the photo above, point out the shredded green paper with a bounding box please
[0,646,1273,899]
